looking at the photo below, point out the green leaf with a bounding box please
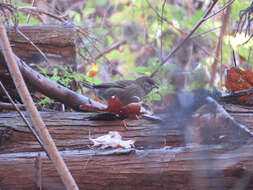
[37,66,47,75]
[52,68,58,76]
[136,66,151,74]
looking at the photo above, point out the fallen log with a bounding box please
[0,144,253,190]
[7,24,77,70]
[0,112,182,154]
[0,109,252,189]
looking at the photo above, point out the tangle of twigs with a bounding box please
[236,2,253,44]
[0,2,18,27]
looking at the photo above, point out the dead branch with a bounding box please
[0,17,79,190]
[0,51,104,111]
[0,101,25,110]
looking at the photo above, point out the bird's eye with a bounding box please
[144,81,152,93]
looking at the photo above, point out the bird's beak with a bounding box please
[152,83,159,89]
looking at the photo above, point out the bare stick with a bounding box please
[189,26,221,40]
[0,81,43,144]
[160,0,166,62]
[26,0,36,24]
[16,28,49,63]
[95,40,126,60]
[0,18,79,190]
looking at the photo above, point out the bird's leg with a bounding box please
[122,119,129,130]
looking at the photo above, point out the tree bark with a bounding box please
[0,144,252,190]
[7,25,77,71]
[0,111,252,189]
[0,112,183,153]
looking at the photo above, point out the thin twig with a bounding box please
[160,0,166,63]
[18,6,112,65]
[151,0,236,78]
[204,0,235,21]
[0,81,42,144]
[145,0,185,36]
[17,7,67,23]
[151,0,219,77]
[0,5,49,63]
[78,30,113,65]
[95,40,126,60]
[26,0,36,24]
[219,36,223,88]
[189,26,221,40]
[16,28,49,63]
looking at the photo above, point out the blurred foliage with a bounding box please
[9,0,253,105]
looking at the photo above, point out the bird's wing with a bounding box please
[81,81,94,89]
[93,80,133,89]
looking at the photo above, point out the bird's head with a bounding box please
[135,76,159,94]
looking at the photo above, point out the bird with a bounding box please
[82,76,159,106]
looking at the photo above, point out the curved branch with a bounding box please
[17,55,105,111]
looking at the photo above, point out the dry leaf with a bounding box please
[80,96,143,117]
[87,63,99,77]
[225,67,253,101]
[89,131,136,149]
